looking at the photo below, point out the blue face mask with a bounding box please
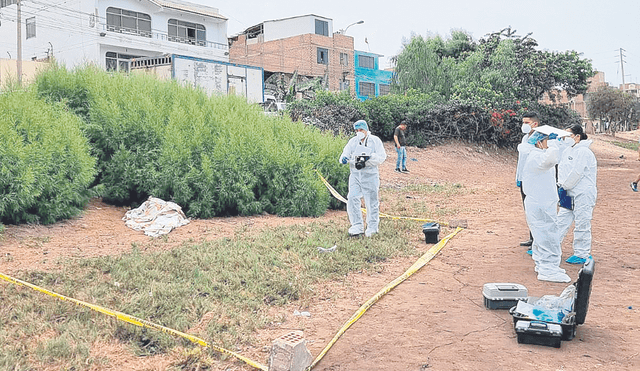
[527,131,547,145]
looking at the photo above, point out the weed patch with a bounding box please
[611,140,639,152]
[0,219,420,369]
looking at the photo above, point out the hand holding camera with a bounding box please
[355,153,370,170]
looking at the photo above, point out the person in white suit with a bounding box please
[520,130,571,283]
[339,120,387,237]
[557,124,597,264]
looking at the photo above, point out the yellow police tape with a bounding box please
[311,170,463,368]
[0,272,268,371]
[0,172,458,370]
[307,226,463,369]
[316,170,449,226]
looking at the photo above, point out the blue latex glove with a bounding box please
[516,181,522,187]
[341,156,348,164]
[558,187,565,197]
[548,133,558,140]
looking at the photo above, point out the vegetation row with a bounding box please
[1,28,604,226]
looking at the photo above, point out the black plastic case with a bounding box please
[510,257,595,341]
[422,222,440,243]
[515,320,563,348]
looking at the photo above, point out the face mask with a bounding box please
[521,123,532,134]
[563,136,575,147]
[356,131,365,140]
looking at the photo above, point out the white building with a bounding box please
[0,0,229,73]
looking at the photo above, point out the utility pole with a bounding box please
[17,0,22,85]
[619,48,626,86]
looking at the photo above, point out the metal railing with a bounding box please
[101,23,228,51]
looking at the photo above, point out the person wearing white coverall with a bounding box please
[520,131,571,283]
[557,124,597,265]
[339,120,387,237]
[515,112,540,247]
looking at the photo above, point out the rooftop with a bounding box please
[151,0,227,20]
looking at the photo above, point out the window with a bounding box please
[340,53,349,67]
[359,55,375,69]
[379,84,390,96]
[0,0,17,8]
[26,17,35,39]
[317,48,328,65]
[106,7,151,37]
[315,19,328,36]
[168,19,206,46]
[105,52,140,73]
[359,82,375,98]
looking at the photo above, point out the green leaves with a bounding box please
[392,28,594,105]
[32,65,348,218]
[0,89,96,224]
[586,86,640,133]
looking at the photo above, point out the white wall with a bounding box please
[0,0,229,71]
[263,15,333,42]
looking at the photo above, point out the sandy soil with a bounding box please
[1,131,639,371]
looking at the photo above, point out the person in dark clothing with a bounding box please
[394,122,409,173]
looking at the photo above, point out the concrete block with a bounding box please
[448,219,468,228]
[268,331,313,371]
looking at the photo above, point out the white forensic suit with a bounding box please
[515,132,533,186]
[516,132,534,242]
[520,140,570,282]
[557,139,597,259]
[339,131,387,237]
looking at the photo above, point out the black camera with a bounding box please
[354,154,369,170]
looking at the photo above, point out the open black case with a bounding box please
[510,257,594,344]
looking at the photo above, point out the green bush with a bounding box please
[288,90,368,136]
[0,89,96,224]
[528,101,583,129]
[363,90,445,141]
[35,65,349,217]
[287,89,577,147]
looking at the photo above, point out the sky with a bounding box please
[206,0,640,88]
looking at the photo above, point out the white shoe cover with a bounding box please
[537,272,571,283]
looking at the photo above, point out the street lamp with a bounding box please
[340,20,364,35]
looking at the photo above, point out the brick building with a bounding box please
[228,15,356,97]
[620,82,640,98]
[540,71,608,132]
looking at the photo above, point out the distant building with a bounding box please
[354,50,393,101]
[0,0,229,75]
[620,82,640,98]
[540,71,608,132]
[229,14,391,99]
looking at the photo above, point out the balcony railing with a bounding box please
[101,23,228,51]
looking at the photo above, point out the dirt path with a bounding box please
[1,133,639,371]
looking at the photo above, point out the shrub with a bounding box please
[0,89,96,224]
[288,90,367,136]
[287,90,575,148]
[35,65,349,217]
[363,90,445,141]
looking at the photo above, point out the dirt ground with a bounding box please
[1,131,640,371]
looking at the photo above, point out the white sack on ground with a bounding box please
[123,196,190,237]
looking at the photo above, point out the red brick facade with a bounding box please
[229,33,355,93]
[540,71,608,133]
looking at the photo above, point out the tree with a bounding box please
[391,33,454,97]
[586,86,640,135]
[391,27,595,104]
